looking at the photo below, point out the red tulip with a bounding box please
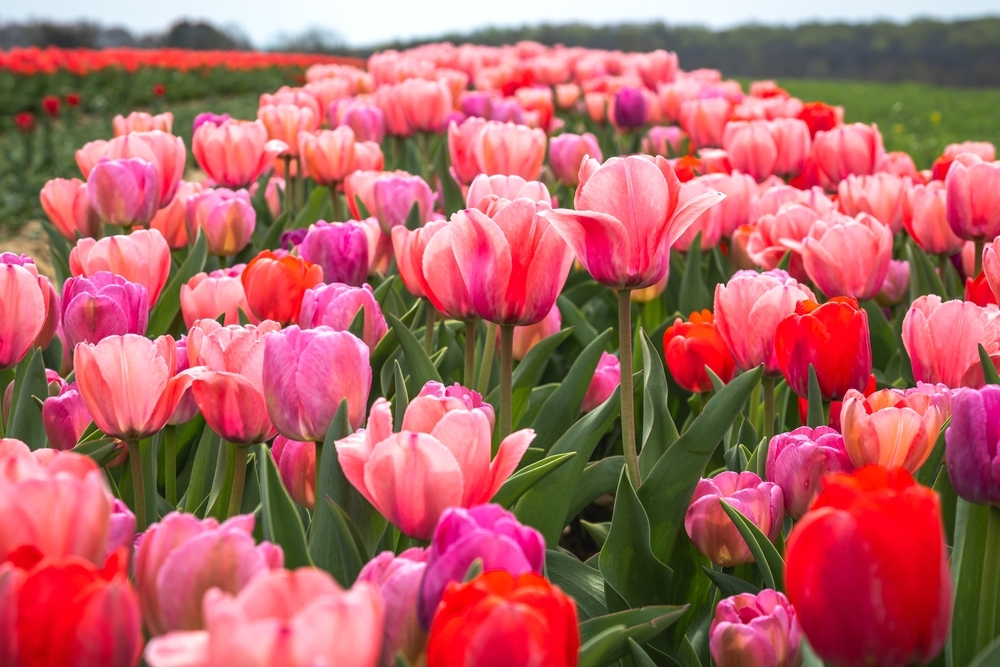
[786,466,951,667]
[241,251,324,326]
[797,101,843,137]
[663,310,737,393]
[774,297,872,401]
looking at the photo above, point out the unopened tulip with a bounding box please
[421,220,479,321]
[775,297,872,401]
[113,110,173,136]
[181,267,254,328]
[745,204,820,279]
[723,120,779,183]
[679,96,730,148]
[643,125,688,158]
[710,590,802,667]
[241,251,324,325]
[298,220,370,286]
[675,172,756,249]
[797,101,842,137]
[299,283,388,350]
[903,295,1000,388]
[585,91,607,123]
[582,352,621,412]
[611,86,648,129]
[41,381,92,451]
[685,471,784,567]
[543,155,725,289]
[144,568,383,667]
[418,505,545,628]
[786,466,950,667]
[272,436,317,509]
[932,141,997,181]
[840,388,942,473]
[185,187,256,256]
[61,271,149,349]
[770,117,812,177]
[193,119,287,188]
[664,310,737,393]
[448,116,487,186]
[258,104,318,157]
[0,260,45,370]
[151,180,203,249]
[879,150,922,182]
[715,269,816,376]
[192,112,230,132]
[391,221,440,300]
[450,200,573,326]
[812,123,883,189]
[86,157,160,227]
[903,181,964,256]
[135,512,283,635]
[945,153,1000,241]
[549,133,602,186]
[766,426,853,519]
[512,303,561,361]
[358,548,428,666]
[354,140,384,172]
[838,172,908,232]
[426,571,578,667]
[335,101,386,143]
[875,259,910,307]
[398,78,453,133]
[800,213,893,300]
[335,381,532,539]
[465,174,551,209]
[70,228,172,304]
[77,130,186,208]
[261,86,322,119]
[555,83,580,109]
[299,126,357,185]
[946,386,1000,506]
[372,174,434,233]
[39,177,101,240]
[472,120,547,181]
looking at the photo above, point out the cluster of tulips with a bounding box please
[5,38,1000,667]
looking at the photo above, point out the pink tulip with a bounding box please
[39,177,101,240]
[42,382,92,451]
[555,83,580,109]
[549,133,602,186]
[679,97,730,148]
[180,267,254,329]
[722,121,779,183]
[77,130,186,208]
[585,91,607,123]
[420,220,479,320]
[345,169,391,219]
[715,269,816,376]
[135,512,283,635]
[984,239,1000,304]
[61,271,149,349]
[144,568,383,667]
[334,100,386,143]
[448,116,487,186]
[582,352,621,412]
[391,222,439,300]
[260,86,322,119]
[299,127,357,186]
[261,176,285,219]
[0,260,46,370]
[745,204,821,280]
[875,259,911,307]
[812,123,883,190]
[151,180,203,249]
[465,174,551,210]
[113,111,174,136]
[542,155,725,290]
[945,153,1000,241]
[193,120,287,189]
[685,471,784,567]
[642,125,688,159]
[263,326,372,439]
[472,120,547,181]
[903,181,964,256]
[800,213,893,300]
[86,157,161,227]
[185,187,256,256]
[840,388,943,473]
[675,172,756,250]
[272,436,317,509]
[765,426,854,520]
[372,174,434,233]
[903,295,1000,388]
[70,228,171,304]
[335,381,533,539]
[299,283,388,351]
[751,184,836,220]
[0,446,113,566]
[376,83,414,137]
[258,104,319,157]
[398,78,453,133]
[770,118,812,177]
[298,220,370,286]
[187,320,281,445]
[878,151,923,182]
[512,303,561,361]
[354,140,385,172]
[837,172,908,233]
[710,590,802,667]
[358,549,428,667]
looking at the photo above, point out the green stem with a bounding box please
[164,425,177,507]
[499,324,514,441]
[331,184,342,222]
[976,239,986,278]
[283,155,295,219]
[618,290,640,488]
[763,377,776,442]
[226,443,249,519]
[127,439,147,532]
[977,505,1000,650]
[478,323,498,396]
[464,321,477,389]
[823,401,831,427]
[424,302,436,355]
[312,439,324,526]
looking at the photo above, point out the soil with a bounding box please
[0,221,56,279]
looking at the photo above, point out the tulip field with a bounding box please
[3,39,1000,667]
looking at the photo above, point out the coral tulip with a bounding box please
[512,303,561,361]
[903,295,1000,388]
[258,104,318,157]
[676,172,756,249]
[193,119,287,188]
[61,271,149,349]
[185,188,256,256]
[77,130,185,208]
[70,228,172,304]
[663,310,737,393]
[549,133,602,186]
[472,120,547,181]
[298,220,370,286]
[113,110,173,136]
[358,548,428,667]
[299,282,388,351]
[838,172,908,233]
[448,116,487,186]
[785,466,951,667]
[272,436,317,509]
[241,251,324,325]
[722,120,779,183]
[582,351,621,412]
[945,153,1000,241]
[298,126,357,185]
[812,122,882,189]
[335,381,533,539]
[398,78,453,132]
[150,180,203,249]
[39,177,101,240]
[0,260,45,370]
[685,471,784,567]
[391,221,439,300]
[86,157,161,227]
[710,590,802,667]
[180,267,254,329]
[421,220,479,320]
[840,388,942,473]
[800,212,893,300]
[903,181,964,256]
[766,426,853,519]
[770,117,812,177]
[679,96,730,148]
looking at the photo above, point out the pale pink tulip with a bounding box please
[354,141,385,172]
[512,303,561,361]
[555,83,581,110]
[642,125,688,159]
[372,174,435,233]
[298,127,357,186]
[70,228,171,304]
[837,173,909,233]
[903,295,1000,388]
[722,121,778,183]
[151,181,203,250]
[39,177,101,240]
[258,104,319,157]
[465,174,551,210]
[193,120,287,189]
[903,182,964,256]
[584,92,607,123]
[812,123,883,190]
[800,213,893,300]
[878,151,923,182]
[770,118,812,177]
[679,97,730,148]
[113,111,173,136]
[180,268,255,329]
[472,120,547,181]
[448,116,487,186]
[0,261,45,370]
[945,153,1000,241]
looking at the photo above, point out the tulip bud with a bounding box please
[874,259,910,307]
[945,153,1000,241]
[241,251,324,325]
[86,157,161,227]
[299,282,388,351]
[710,590,802,667]
[0,259,46,370]
[272,435,316,509]
[185,188,256,256]
[372,174,434,233]
[766,426,854,519]
[39,177,101,241]
[549,133,602,186]
[180,267,254,329]
[297,220,370,287]
[357,549,429,667]
[61,271,149,349]
[336,101,386,143]
[42,382,93,451]
[611,87,648,129]
[642,125,687,158]
[473,120,547,181]
[582,352,621,412]
[664,310,737,394]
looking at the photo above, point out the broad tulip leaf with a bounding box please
[148,230,207,337]
[628,639,659,667]
[638,329,678,479]
[387,312,442,386]
[319,498,368,587]
[255,211,288,254]
[490,452,576,508]
[916,418,950,488]
[806,364,824,428]
[486,327,574,419]
[7,349,48,448]
[720,499,785,591]
[545,549,607,622]
[701,565,761,597]
[578,626,628,667]
[970,636,1000,667]
[678,232,712,317]
[404,201,422,230]
[291,185,331,229]
[907,240,947,300]
[949,501,1000,667]
[581,521,610,548]
[980,344,1000,385]
[258,445,313,569]
[557,294,599,347]
[517,383,559,430]
[392,360,408,432]
[861,299,897,372]
[568,455,625,520]
[578,605,689,667]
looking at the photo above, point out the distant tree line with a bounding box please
[0,20,252,51]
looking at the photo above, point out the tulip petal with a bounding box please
[483,429,535,504]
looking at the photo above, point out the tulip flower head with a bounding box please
[241,251,324,325]
[61,271,149,349]
[946,385,1000,506]
[840,388,943,473]
[903,295,1000,388]
[766,425,854,519]
[664,310,737,393]
[710,590,802,667]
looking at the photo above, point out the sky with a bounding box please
[2,0,997,47]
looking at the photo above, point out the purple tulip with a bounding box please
[710,590,802,667]
[489,98,524,124]
[41,381,92,451]
[685,471,783,567]
[946,386,1000,506]
[765,426,854,519]
[357,548,428,666]
[299,283,388,350]
[613,87,649,129]
[582,352,621,412]
[279,227,308,251]
[461,91,494,119]
[418,504,546,628]
[372,174,435,234]
[298,220,370,286]
[192,112,231,133]
[106,498,136,560]
[86,157,161,227]
[61,271,149,349]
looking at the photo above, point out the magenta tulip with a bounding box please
[582,352,621,412]
[358,548,428,666]
[298,220,370,287]
[372,174,435,233]
[61,271,149,349]
[298,282,388,351]
[765,426,854,519]
[86,157,160,227]
[710,590,802,667]
[42,382,92,451]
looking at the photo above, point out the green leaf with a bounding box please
[148,230,207,337]
[486,327,574,424]
[7,350,48,448]
[970,636,1000,667]
[980,344,1000,385]
[387,312,442,386]
[258,445,313,568]
[292,185,331,229]
[319,498,369,587]
[393,360,409,432]
[628,638,659,667]
[545,548,607,622]
[949,501,1000,667]
[490,452,576,508]
[348,305,367,341]
[557,294,599,347]
[907,239,947,300]
[639,329,679,479]
[256,211,289,253]
[601,469,674,608]
[916,418,950,488]
[638,367,762,566]
[807,364,824,428]
[404,201,422,231]
[776,249,792,272]
[529,328,613,453]
[581,521,610,548]
[568,456,625,521]
[439,145,466,216]
[184,427,221,516]
[678,232,711,317]
[701,565,761,597]
[719,500,785,591]
[578,606,689,667]
[47,246,72,288]
[861,299,897,372]
[578,625,627,667]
